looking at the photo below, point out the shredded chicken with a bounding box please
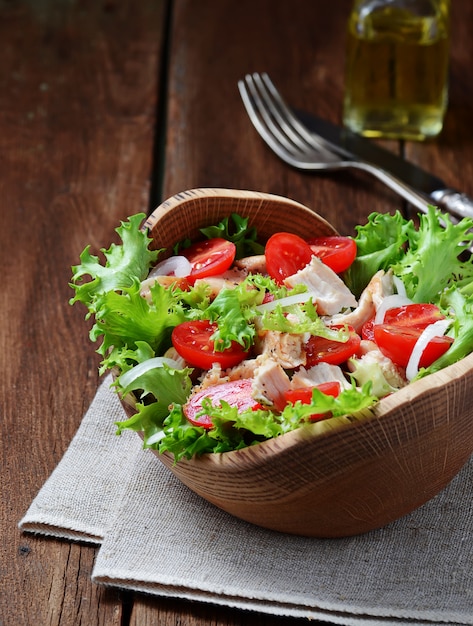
[193,363,230,392]
[225,357,262,380]
[284,256,357,315]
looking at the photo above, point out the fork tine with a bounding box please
[239,72,339,169]
[247,74,311,156]
[256,73,338,156]
[239,75,303,160]
[252,73,322,155]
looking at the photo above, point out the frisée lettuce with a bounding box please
[70,206,473,460]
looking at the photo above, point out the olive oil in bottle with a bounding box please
[343,0,450,140]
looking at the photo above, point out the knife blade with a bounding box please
[296,109,473,220]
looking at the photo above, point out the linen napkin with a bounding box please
[19,375,473,625]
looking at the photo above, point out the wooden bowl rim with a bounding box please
[142,187,338,242]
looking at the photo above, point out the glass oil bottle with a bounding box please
[343,0,450,140]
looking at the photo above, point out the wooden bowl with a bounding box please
[130,188,473,538]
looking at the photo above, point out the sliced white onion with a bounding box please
[256,291,313,312]
[405,319,452,382]
[392,275,407,297]
[118,357,182,389]
[375,294,413,324]
[148,255,191,278]
[145,430,167,446]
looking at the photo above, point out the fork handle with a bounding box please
[351,160,473,222]
[351,161,437,216]
[429,189,473,221]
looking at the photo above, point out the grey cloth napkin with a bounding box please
[19,375,473,625]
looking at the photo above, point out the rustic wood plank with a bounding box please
[1,1,166,624]
[162,0,401,241]
[130,595,314,626]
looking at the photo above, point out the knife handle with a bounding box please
[430,189,473,221]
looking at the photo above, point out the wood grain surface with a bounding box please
[2,0,473,624]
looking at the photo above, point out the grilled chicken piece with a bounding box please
[252,358,291,408]
[140,275,188,301]
[290,362,351,390]
[347,342,407,393]
[254,329,306,368]
[226,357,262,380]
[234,254,267,274]
[195,356,264,391]
[330,270,392,333]
[194,363,230,392]
[193,267,248,299]
[284,257,357,315]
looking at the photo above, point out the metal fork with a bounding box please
[238,72,432,215]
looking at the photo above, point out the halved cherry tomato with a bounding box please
[171,320,249,369]
[361,317,376,342]
[183,379,259,429]
[265,232,313,285]
[183,238,236,284]
[284,381,341,422]
[306,236,357,273]
[284,381,341,405]
[373,324,453,368]
[362,304,446,342]
[305,325,361,367]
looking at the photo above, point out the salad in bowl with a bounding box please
[70,188,473,537]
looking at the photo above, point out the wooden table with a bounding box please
[2,1,472,624]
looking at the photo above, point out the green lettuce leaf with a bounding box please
[70,213,158,308]
[261,299,347,341]
[199,213,264,258]
[422,286,473,374]
[391,206,473,304]
[203,280,264,350]
[344,206,473,305]
[91,280,188,364]
[344,210,411,297]
[115,362,192,424]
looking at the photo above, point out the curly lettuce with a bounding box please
[344,210,411,297]
[70,213,158,307]
[391,206,473,304]
[344,206,473,303]
[70,206,473,460]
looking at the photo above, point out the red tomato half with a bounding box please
[373,324,453,368]
[184,379,259,429]
[265,232,313,285]
[284,381,341,421]
[306,236,357,273]
[362,304,446,342]
[305,325,361,367]
[171,320,249,369]
[183,238,236,284]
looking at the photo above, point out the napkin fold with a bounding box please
[19,376,473,625]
